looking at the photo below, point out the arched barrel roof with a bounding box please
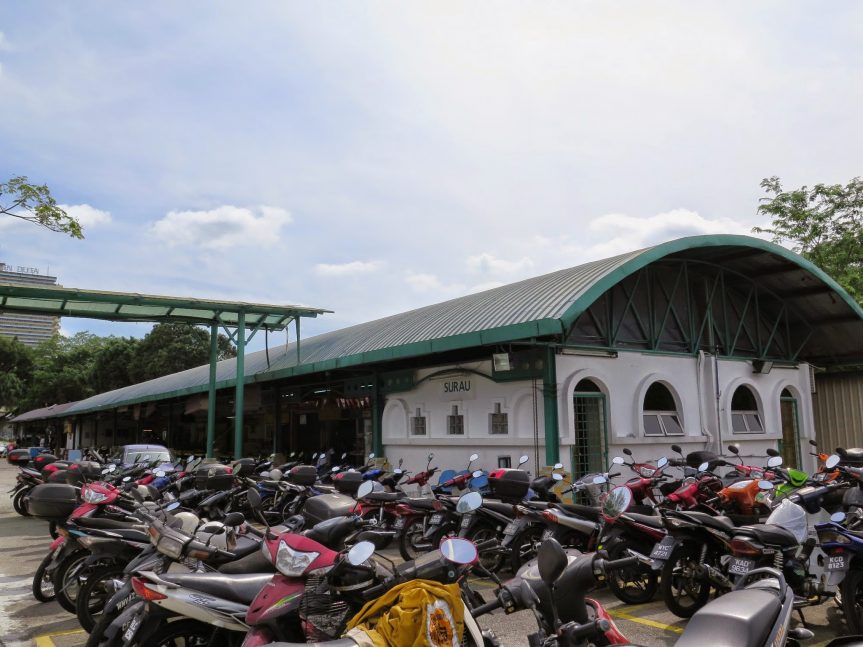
[42,234,863,418]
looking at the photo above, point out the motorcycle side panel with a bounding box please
[246,574,305,624]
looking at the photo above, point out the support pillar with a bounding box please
[206,323,218,459]
[372,374,383,456]
[542,346,560,465]
[234,311,246,459]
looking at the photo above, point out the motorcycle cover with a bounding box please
[345,580,464,647]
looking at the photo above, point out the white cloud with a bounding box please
[404,272,446,293]
[466,252,533,275]
[314,260,382,276]
[585,209,755,258]
[59,203,112,227]
[150,205,292,250]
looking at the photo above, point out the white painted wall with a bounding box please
[381,351,816,477]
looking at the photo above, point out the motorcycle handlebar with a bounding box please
[558,618,610,643]
[602,555,639,572]
[471,596,503,617]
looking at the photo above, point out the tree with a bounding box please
[128,323,236,383]
[0,336,34,410]
[754,176,863,302]
[1,175,83,238]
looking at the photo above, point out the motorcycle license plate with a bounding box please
[123,613,142,643]
[460,516,472,529]
[394,518,405,529]
[827,554,850,571]
[650,536,677,562]
[503,522,519,536]
[429,514,443,525]
[728,557,756,576]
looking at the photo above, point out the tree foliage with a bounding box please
[0,336,34,410]
[128,323,236,383]
[754,176,863,302]
[0,175,83,239]
[9,324,236,412]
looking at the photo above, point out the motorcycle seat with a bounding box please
[670,510,736,534]
[76,517,143,531]
[481,500,516,517]
[622,512,664,529]
[158,572,272,606]
[674,588,780,647]
[303,516,358,549]
[404,497,437,510]
[525,501,551,511]
[362,491,406,502]
[232,535,262,558]
[217,547,275,574]
[736,523,799,547]
[556,502,601,521]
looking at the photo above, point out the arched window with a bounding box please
[642,382,684,436]
[731,385,763,433]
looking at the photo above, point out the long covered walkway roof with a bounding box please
[13,235,863,421]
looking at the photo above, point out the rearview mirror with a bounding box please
[348,541,375,566]
[223,511,245,527]
[368,453,375,459]
[472,470,484,478]
[440,537,478,565]
[698,462,710,472]
[728,444,740,455]
[552,473,564,481]
[356,480,374,499]
[593,475,608,485]
[246,487,262,509]
[671,444,682,454]
[553,462,563,470]
[469,453,479,462]
[809,439,818,447]
[826,454,841,469]
[657,457,668,469]
[831,511,847,523]
[164,501,181,512]
[612,456,625,465]
[758,480,774,491]
[155,470,166,478]
[456,491,482,513]
[341,452,347,459]
[269,468,283,481]
[767,456,783,468]
[518,455,529,466]
[766,448,780,457]
[537,538,568,586]
[622,448,633,456]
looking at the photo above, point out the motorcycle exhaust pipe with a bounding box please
[695,563,731,590]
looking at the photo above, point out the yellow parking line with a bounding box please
[608,609,685,634]
[33,628,86,647]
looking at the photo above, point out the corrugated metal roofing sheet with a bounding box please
[22,235,863,420]
[11,401,79,422]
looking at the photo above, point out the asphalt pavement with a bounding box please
[0,462,847,646]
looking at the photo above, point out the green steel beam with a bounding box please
[206,322,218,459]
[234,311,246,459]
[543,346,560,465]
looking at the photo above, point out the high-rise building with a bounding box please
[0,262,60,347]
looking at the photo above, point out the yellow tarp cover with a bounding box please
[345,579,464,647]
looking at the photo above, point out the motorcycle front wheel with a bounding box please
[606,539,658,605]
[842,568,863,634]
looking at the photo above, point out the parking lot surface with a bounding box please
[0,463,845,646]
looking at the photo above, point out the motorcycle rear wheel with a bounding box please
[52,549,90,613]
[842,568,863,634]
[660,543,711,618]
[468,521,505,574]
[141,619,227,647]
[399,516,429,561]
[13,488,31,516]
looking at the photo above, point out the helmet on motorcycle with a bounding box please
[172,511,200,535]
[195,522,234,550]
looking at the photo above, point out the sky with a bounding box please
[1,2,862,352]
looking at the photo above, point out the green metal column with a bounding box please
[234,311,246,459]
[372,374,383,456]
[542,346,560,465]
[206,322,218,459]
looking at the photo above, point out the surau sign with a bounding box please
[438,376,476,400]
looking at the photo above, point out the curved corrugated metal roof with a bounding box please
[29,235,863,419]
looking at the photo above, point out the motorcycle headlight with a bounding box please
[275,540,319,577]
[155,535,186,559]
[639,467,656,478]
[82,487,109,504]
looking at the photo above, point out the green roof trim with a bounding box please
[556,234,863,329]
[0,284,331,331]
[17,234,863,421]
